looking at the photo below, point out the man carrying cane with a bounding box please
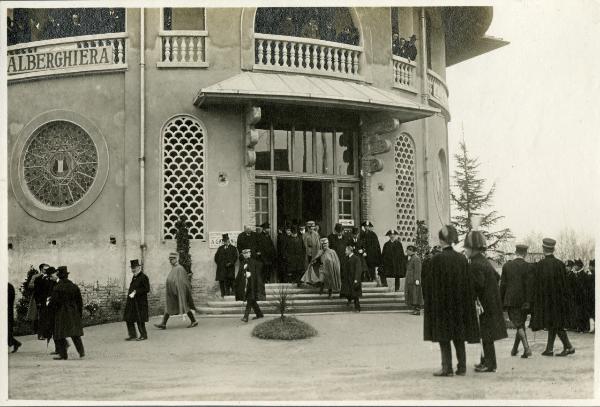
[123,259,150,341]
[235,248,265,322]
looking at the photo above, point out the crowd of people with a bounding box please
[391,33,418,61]
[7,8,125,46]
[7,219,594,375]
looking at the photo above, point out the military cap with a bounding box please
[306,220,316,227]
[385,230,393,237]
[241,248,252,254]
[392,230,399,235]
[320,237,329,243]
[169,252,178,258]
[515,244,529,252]
[130,259,140,268]
[542,238,556,250]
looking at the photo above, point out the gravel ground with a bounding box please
[8,312,594,402]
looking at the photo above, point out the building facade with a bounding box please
[6,7,506,303]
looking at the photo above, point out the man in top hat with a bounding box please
[256,222,276,284]
[360,221,382,283]
[235,248,265,322]
[123,259,150,341]
[341,243,363,312]
[380,230,406,291]
[500,244,534,358]
[214,234,239,297]
[302,220,321,267]
[154,252,198,329]
[530,238,575,356]
[464,229,507,373]
[405,245,423,315]
[34,265,60,350]
[49,266,85,360]
[571,259,590,332]
[405,34,418,61]
[328,223,350,265]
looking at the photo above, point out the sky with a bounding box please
[446,0,600,242]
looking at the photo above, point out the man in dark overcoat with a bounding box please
[34,266,61,353]
[360,221,382,283]
[342,244,362,312]
[123,259,150,341]
[328,223,349,264]
[277,225,290,283]
[237,225,258,261]
[530,238,576,356]
[214,234,238,297]
[422,245,441,340]
[405,245,423,315]
[282,226,306,286]
[426,225,480,377]
[49,266,84,360]
[8,283,22,353]
[235,248,265,322]
[256,223,276,284]
[500,244,534,358]
[405,34,418,61]
[380,230,406,290]
[465,230,508,373]
[586,260,595,333]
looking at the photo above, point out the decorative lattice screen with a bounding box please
[162,115,205,240]
[394,133,416,243]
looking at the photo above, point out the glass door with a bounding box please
[335,182,359,230]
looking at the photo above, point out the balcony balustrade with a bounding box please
[427,69,449,109]
[254,33,363,80]
[392,56,417,93]
[7,33,128,82]
[158,30,209,68]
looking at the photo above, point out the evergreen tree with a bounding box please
[414,220,431,260]
[451,141,513,251]
[175,216,192,274]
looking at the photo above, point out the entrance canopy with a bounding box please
[194,72,439,123]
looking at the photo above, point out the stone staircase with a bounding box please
[197,281,410,315]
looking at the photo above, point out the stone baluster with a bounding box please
[319,46,325,71]
[265,40,272,66]
[281,41,289,67]
[333,48,339,72]
[352,51,359,75]
[298,43,305,68]
[326,47,332,71]
[393,62,398,83]
[164,37,171,62]
[191,37,198,62]
[257,39,264,65]
[274,40,280,66]
[117,38,125,64]
[290,42,296,67]
[311,44,317,69]
[172,36,180,63]
[304,43,311,69]
[181,36,189,62]
[339,50,346,74]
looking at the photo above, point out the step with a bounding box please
[207,296,406,308]
[219,291,404,302]
[264,281,381,288]
[264,287,393,295]
[197,302,410,315]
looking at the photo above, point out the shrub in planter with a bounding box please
[252,316,318,340]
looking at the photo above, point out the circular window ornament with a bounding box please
[11,111,109,222]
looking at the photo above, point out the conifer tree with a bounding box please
[175,216,192,274]
[451,141,513,251]
[414,220,431,260]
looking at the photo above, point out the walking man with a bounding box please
[343,244,363,312]
[49,266,85,360]
[361,221,382,283]
[214,234,238,297]
[500,244,533,358]
[283,226,306,286]
[154,252,198,329]
[530,238,576,356]
[380,230,406,290]
[123,259,150,341]
[405,245,423,315]
[236,248,265,322]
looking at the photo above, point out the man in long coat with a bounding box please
[256,223,276,284]
[405,245,423,315]
[426,225,480,377]
[26,264,45,337]
[500,243,534,358]
[380,230,406,290]
[214,234,238,297]
[34,266,59,352]
[237,225,258,261]
[314,238,342,297]
[8,283,22,353]
[342,244,363,312]
[283,226,306,286]
[302,220,321,266]
[154,252,198,329]
[328,223,349,264]
[49,266,84,360]
[530,238,575,356]
[465,231,508,373]
[123,259,150,341]
[361,221,382,282]
[235,248,265,322]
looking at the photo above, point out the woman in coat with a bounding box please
[123,259,150,341]
[425,225,480,377]
[465,230,508,373]
[49,266,84,360]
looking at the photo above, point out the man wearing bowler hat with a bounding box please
[214,234,238,297]
[530,238,576,356]
[49,266,85,360]
[123,259,150,341]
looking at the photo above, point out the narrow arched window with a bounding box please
[394,133,416,243]
[162,115,206,240]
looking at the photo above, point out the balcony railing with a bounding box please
[427,69,449,109]
[7,33,128,82]
[392,56,417,93]
[158,30,209,68]
[254,33,363,80]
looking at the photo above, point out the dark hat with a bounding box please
[222,233,229,241]
[39,263,49,271]
[45,266,57,275]
[385,230,393,236]
[56,266,68,278]
[130,259,140,268]
[241,248,252,254]
[334,223,343,233]
[306,220,315,227]
[542,238,556,250]
[464,230,487,250]
[352,227,359,235]
[410,34,417,40]
[575,259,584,268]
[290,225,298,234]
[169,252,178,258]
[392,230,399,236]
[566,260,575,267]
[361,221,374,227]
[407,245,417,252]
[515,244,529,252]
[260,222,270,229]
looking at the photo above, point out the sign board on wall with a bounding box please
[208,231,242,249]
[7,46,113,75]
[338,219,355,226]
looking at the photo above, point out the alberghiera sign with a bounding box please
[8,46,112,74]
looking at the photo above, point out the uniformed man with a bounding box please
[123,259,150,341]
[235,248,265,322]
[405,245,423,315]
[530,238,576,356]
[500,244,533,358]
[214,234,238,297]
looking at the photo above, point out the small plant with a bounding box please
[84,302,100,317]
[271,285,293,318]
[252,316,318,340]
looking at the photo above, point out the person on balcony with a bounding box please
[279,15,295,37]
[337,26,353,45]
[391,33,401,56]
[405,34,418,61]
[301,18,319,39]
[322,20,337,42]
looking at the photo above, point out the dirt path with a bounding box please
[8,313,594,401]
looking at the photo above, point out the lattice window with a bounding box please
[394,133,416,242]
[23,121,98,208]
[162,115,206,240]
